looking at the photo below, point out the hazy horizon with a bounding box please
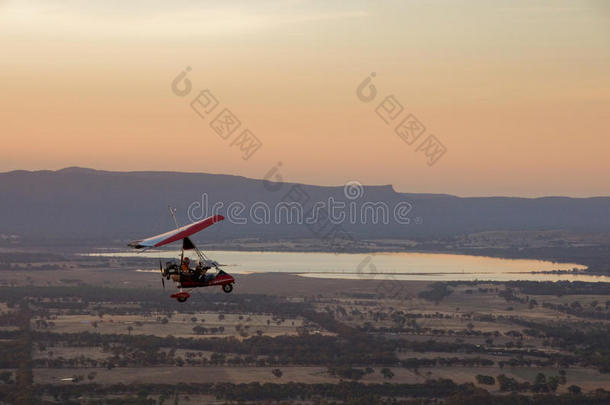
[3,165,610,199]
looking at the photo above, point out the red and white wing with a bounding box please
[128,215,224,249]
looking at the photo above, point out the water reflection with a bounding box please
[86,250,609,282]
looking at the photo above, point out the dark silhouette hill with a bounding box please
[1,167,609,242]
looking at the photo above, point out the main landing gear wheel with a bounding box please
[222,284,233,293]
[177,296,188,302]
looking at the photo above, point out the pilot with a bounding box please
[195,262,209,280]
[181,257,191,273]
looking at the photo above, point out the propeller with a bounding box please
[159,260,165,289]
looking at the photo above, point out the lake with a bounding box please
[86,250,610,282]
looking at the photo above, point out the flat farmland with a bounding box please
[33,366,336,385]
[32,312,304,338]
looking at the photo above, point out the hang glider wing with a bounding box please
[128,215,224,249]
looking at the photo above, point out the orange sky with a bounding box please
[1,0,609,197]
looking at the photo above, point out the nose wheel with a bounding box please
[222,283,233,293]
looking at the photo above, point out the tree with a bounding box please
[475,374,495,385]
[558,369,567,385]
[532,373,548,393]
[272,368,282,378]
[0,371,12,384]
[497,374,529,392]
[547,376,559,392]
[568,385,582,395]
[380,367,394,379]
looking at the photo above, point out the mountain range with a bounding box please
[1,167,609,243]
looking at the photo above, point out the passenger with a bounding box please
[181,257,191,273]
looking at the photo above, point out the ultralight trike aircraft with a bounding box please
[128,209,233,302]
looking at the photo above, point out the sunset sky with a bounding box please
[1,0,609,197]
